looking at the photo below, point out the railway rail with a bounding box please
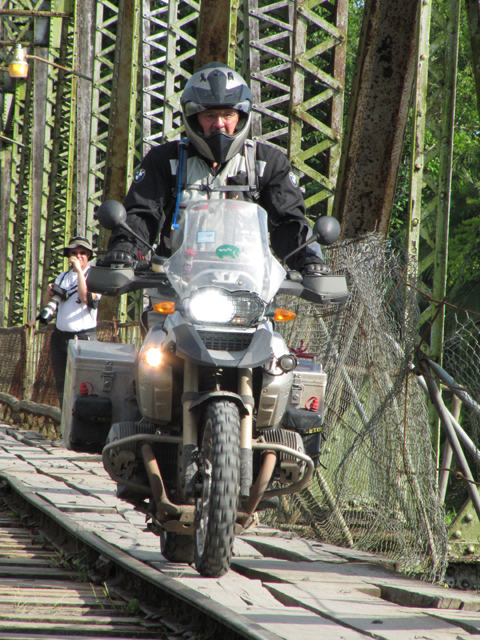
[2,423,480,640]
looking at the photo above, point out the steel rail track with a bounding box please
[1,477,282,640]
[0,489,169,639]
[0,426,284,640]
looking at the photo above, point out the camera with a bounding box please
[37,284,67,324]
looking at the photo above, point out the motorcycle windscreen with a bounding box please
[163,200,286,303]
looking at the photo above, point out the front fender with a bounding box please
[187,390,251,418]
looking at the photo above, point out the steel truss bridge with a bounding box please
[0,0,467,362]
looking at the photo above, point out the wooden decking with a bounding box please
[1,423,480,640]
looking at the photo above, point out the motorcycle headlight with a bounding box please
[143,347,163,367]
[188,289,265,326]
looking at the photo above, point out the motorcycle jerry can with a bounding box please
[61,339,137,451]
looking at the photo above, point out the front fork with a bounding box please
[239,368,254,499]
[180,364,278,521]
[181,361,198,498]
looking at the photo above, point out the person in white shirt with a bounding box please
[43,237,101,407]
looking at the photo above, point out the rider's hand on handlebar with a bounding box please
[98,248,136,268]
[298,255,331,277]
[302,262,331,276]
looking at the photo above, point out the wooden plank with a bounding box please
[240,534,348,564]
[0,621,157,635]
[0,566,79,579]
[233,537,264,558]
[265,583,471,640]
[231,557,385,589]
[428,610,480,633]
[228,606,368,640]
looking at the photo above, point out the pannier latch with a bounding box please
[102,361,115,392]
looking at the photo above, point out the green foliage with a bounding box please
[389,0,480,319]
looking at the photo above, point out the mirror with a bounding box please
[313,216,341,246]
[96,200,127,230]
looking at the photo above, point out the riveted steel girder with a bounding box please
[333,0,420,238]
[195,0,234,67]
[102,0,140,203]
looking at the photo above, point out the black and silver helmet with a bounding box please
[181,62,252,164]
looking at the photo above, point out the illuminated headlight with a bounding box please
[188,289,265,326]
[143,347,162,367]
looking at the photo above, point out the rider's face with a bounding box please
[197,109,240,136]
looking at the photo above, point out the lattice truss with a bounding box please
[141,0,199,150]
[2,0,347,326]
[87,0,121,224]
[244,0,347,217]
[0,1,75,325]
[1,0,36,325]
[272,235,447,582]
[41,20,76,295]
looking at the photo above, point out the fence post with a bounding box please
[23,324,36,401]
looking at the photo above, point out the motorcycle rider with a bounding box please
[102,62,327,282]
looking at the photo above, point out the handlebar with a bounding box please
[87,264,348,305]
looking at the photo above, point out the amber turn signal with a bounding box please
[153,301,176,314]
[273,308,296,322]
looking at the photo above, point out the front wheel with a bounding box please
[195,401,240,577]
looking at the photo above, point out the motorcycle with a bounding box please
[87,199,348,577]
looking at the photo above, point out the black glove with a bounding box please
[98,243,136,267]
[296,254,330,275]
[302,261,331,276]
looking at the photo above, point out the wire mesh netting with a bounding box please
[444,314,480,475]
[272,233,447,582]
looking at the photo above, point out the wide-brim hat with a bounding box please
[63,236,94,259]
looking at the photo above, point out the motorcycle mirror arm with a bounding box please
[281,236,317,267]
[118,221,155,256]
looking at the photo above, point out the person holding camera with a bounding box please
[42,237,101,408]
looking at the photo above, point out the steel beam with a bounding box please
[74,0,95,237]
[333,0,419,237]
[430,0,460,363]
[98,0,140,322]
[102,0,140,203]
[30,50,48,323]
[407,0,432,280]
[195,0,232,67]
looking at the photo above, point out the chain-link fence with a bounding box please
[272,233,447,582]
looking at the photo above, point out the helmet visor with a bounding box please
[183,99,251,119]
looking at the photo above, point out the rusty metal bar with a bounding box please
[0,10,71,17]
[407,0,432,278]
[333,0,420,237]
[195,0,233,68]
[98,0,140,322]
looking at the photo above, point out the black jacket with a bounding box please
[108,140,321,269]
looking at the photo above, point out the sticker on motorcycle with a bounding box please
[197,230,216,244]
[216,245,240,259]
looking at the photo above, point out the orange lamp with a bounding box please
[273,308,297,322]
[153,301,176,314]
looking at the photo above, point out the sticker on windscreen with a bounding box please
[216,245,240,259]
[197,230,216,244]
